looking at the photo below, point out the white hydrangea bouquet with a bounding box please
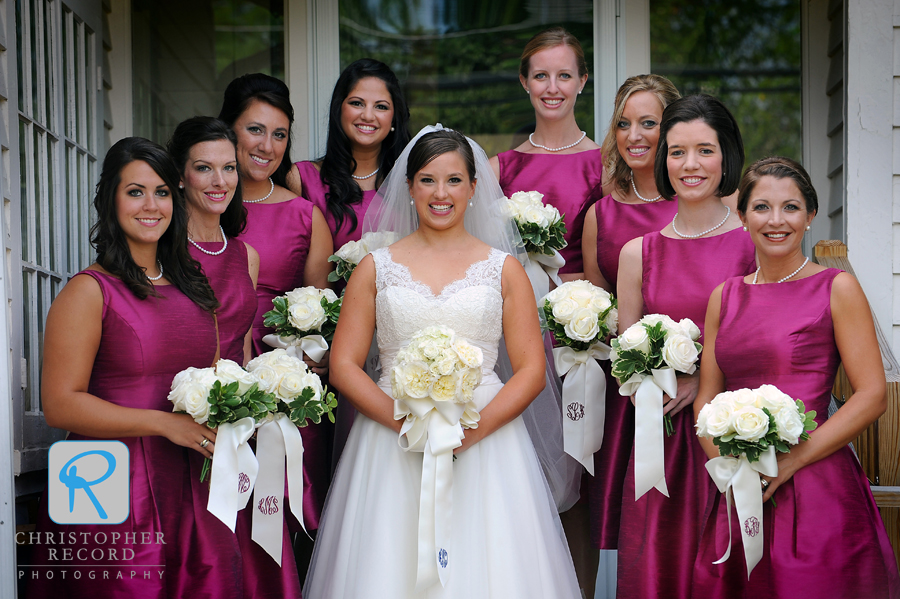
[696,385,817,576]
[262,286,341,363]
[245,348,337,565]
[610,314,702,499]
[505,190,568,303]
[328,231,399,283]
[541,280,617,474]
[391,326,483,589]
[168,359,277,532]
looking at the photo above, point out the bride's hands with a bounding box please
[453,426,485,455]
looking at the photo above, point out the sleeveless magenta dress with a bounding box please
[190,241,303,597]
[616,228,756,599]
[588,194,678,549]
[27,271,246,599]
[237,197,328,533]
[691,270,900,598]
[496,149,603,275]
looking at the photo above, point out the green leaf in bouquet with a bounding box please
[233,406,250,419]
[610,348,648,383]
[327,271,341,283]
[223,396,243,408]
[209,405,220,416]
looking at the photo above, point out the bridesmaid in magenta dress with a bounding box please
[615,95,756,599]
[692,157,900,598]
[581,74,680,552]
[28,138,237,598]
[169,116,303,597]
[219,75,333,543]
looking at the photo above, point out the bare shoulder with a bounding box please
[51,271,104,317]
[620,236,644,259]
[831,271,868,307]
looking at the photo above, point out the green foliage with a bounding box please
[280,387,338,428]
[542,295,617,352]
[262,295,343,343]
[714,400,818,462]
[328,256,356,284]
[205,380,278,429]
[520,218,568,256]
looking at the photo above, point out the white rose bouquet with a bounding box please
[696,385,817,576]
[610,314,702,499]
[541,281,618,473]
[328,231,399,283]
[262,286,342,362]
[504,190,567,257]
[391,326,484,588]
[246,348,338,427]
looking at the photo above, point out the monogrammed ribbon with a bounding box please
[705,447,778,577]
[262,333,330,363]
[522,250,565,306]
[396,392,481,592]
[207,416,258,531]
[252,413,306,565]
[620,368,678,499]
[552,343,610,474]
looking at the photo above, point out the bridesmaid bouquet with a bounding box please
[696,385,817,576]
[245,348,337,565]
[262,286,341,362]
[541,280,617,474]
[610,314,702,499]
[504,190,568,303]
[391,326,483,589]
[328,231,399,283]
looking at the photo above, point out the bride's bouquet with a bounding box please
[391,326,483,590]
[696,385,817,576]
[328,231,399,283]
[262,286,341,363]
[505,190,568,302]
[610,314,702,498]
[541,280,617,474]
[245,348,337,565]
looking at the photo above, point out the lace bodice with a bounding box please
[372,247,507,374]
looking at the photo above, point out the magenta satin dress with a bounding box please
[190,240,303,597]
[27,271,244,599]
[295,161,377,252]
[496,149,603,274]
[616,228,757,599]
[691,270,900,598]
[588,194,678,549]
[237,198,329,533]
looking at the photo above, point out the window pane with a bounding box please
[649,0,802,166]
[131,0,285,144]
[33,126,43,265]
[339,0,594,156]
[16,0,24,109]
[22,271,32,411]
[19,120,29,263]
[48,134,56,272]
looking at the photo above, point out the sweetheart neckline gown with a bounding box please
[302,247,581,598]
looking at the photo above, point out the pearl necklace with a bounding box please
[672,207,730,239]
[244,177,274,203]
[752,256,809,284]
[351,167,379,180]
[188,225,228,256]
[528,131,586,152]
[147,261,164,282]
[631,177,662,202]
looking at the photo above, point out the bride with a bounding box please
[303,125,581,598]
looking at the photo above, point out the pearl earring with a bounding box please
[578,90,582,95]
[525,89,530,95]
[469,199,474,207]
[391,127,395,132]
[179,183,184,189]
[410,200,414,206]
[806,225,810,231]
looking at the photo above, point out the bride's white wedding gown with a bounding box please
[303,247,581,598]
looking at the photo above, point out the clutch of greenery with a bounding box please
[504,190,568,257]
[263,287,341,343]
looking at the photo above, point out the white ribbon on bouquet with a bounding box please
[262,333,329,363]
[552,342,610,474]
[206,416,258,531]
[251,412,306,565]
[705,446,779,577]
[395,385,482,592]
[522,250,565,306]
[620,368,678,499]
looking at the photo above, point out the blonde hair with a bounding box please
[519,27,588,79]
[601,74,681,194]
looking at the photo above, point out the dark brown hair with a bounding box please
[406,129,476,182]
[737,156,818,215]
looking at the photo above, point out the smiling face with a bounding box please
[616,91,664,173]
[408,151,476,233]
[115,160,173,253]
[232,99,289,183]
[341,76,394,152]
[742,175,815,258]
[665,119,723,203]
[521,44,587,121]
[182,139,239,219]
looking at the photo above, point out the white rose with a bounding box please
[551,297,580,325]
[755,384,795,417]
[249,364,280,395]
[640,313,679,334]
[431,351,459,377]
[589,291,612,314]
[400,362,434,399]
[215,359,255,395]
[566,282,595,308]
[452,340,483,369]
[170,377,213,424]
[459,368,481,402]
[319,288,339,304]
[774,407,805,445]
[277,370,308,400]
[246,351,277,371]
[730,387,762,409]
[616,323,651,354]
[301,372,324,401]
[272,350,305,375]
[543,285,568,305]
[678,318,702,341]
[430,371,461,403]
[523,205,550,228]
[171,367,198,392]
[564,308,601,342]
[661,334,700,373]
[334,239,365,264]
[419,338,444,360]
[699,398,736,438]
[605,307,619,336]
[732,406,770,442]
[288,300,327,332]
[285,286,317,305]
